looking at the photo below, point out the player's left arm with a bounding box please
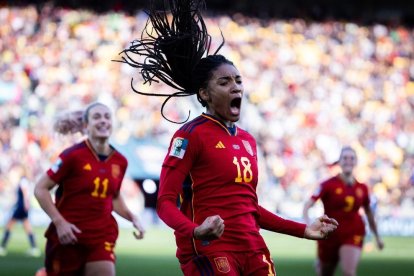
[258,206,338,240]
[112,193,145,239]
[363,204,384,250]
[302,198,316,225]
[258,206,306,237]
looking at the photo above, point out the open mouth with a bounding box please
[230,97,242,115]
[96,125,111,133]
[230,97,242,109]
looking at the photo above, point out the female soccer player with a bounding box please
[0,167,40,257]
[34,102,145,276]
[303,146,384,276]
[118,1,338,275]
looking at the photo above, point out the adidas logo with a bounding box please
[215,141,225,149]
[83,163,92,171]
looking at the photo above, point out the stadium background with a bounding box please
[1,0,414,250]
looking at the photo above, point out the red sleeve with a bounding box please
[310,180,328,202]
[362,183,370,208]
[258,206,306,238]
[115,154,128,196]
[157,165,198,238]
[47,152,71,184]
[156,130,199,238]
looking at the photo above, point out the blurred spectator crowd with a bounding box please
[1,4,414,225]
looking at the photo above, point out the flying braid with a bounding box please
[115,0,224,123]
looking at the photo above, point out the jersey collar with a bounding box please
[85,139,115,162]
[201,113,238,136]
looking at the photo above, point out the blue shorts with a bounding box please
[12,207,29,220]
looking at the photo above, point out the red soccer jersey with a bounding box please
[157,114,305,261]
[311,175,370,236]
[46,139,128,243]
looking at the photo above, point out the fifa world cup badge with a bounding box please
[169,137,189,159]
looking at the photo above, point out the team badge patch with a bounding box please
[169,137,188,159]
[353,235,362,245]
[104,241,114,252]
[214,257,230,273]
[356,187,363,198]
[51,158,63,173]
[312,186,321,197]
[242,140,253,156]
[112,164,120,178]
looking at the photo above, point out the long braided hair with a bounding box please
[116,0,228,123]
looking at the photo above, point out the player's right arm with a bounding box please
[303,182,326,225]
[157,164,224,240]
[34,173,81,244]
[157,129,224,240]
[302,198,316,225]
[157,161,199,238]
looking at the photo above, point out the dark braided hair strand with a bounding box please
[115,0,225,123]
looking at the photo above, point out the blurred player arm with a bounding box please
[112,193,145,239]
[302,198,316,225]
[363,204,384,250]
[34,174,81,244]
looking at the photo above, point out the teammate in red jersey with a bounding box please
[34,102,145,276]
[117,1,338,275]
[303,146,384,276]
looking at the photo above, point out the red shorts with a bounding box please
[45,238,116,276]
[180,248,276,276]
[318,232,364,264]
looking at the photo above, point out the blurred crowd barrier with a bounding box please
[1,5,414,234]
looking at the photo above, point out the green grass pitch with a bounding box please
[0,225,413,275]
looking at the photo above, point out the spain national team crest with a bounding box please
[242,140,253,156]
[112,164,120,179]
[104,241,114,252]
[356,187,363,198]
[353,235,362,245]
[335,187,343,194]
[214,257,230,273]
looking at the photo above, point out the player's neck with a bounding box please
[204,111,235,128]
[88,138,111,155]
[340,173,354,186]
